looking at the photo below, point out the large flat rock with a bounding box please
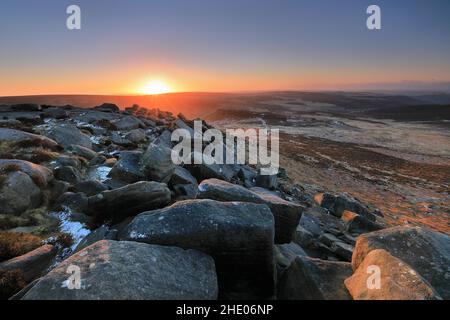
[22,240,218,300]
[119,199,275,299]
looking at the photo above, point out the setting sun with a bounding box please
[139,80,172,95]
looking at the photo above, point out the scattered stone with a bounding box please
[43,108,68,119]
[54,155,81,169]
[0,128,59,150]
[125,128,146,143]
[274,242,308,277]
[108,151,144,183]
[44,124,92,149]
[54,166,82,184]
[168,166,198,200]
[277,256,353,300]
[54,192,89,213]
[255,174,277,190]
[22,240,218,300]
[112,116,145,131]
[74,225,117,252]
[140,142,175,182]
[345,212,384,235]
[110,132,133,147]
[93,103,120,113]
[68,145,97,160]
[10,104,41,112]
[75,180,108,196]
[237,166,257,187]
[87,181,171,223]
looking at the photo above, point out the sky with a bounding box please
[0,0,450,95]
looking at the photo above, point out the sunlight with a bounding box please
[139,79,172,95]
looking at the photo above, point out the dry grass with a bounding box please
[0,232,43,262]
[0,163,22,174]
[0,269,26,300]
[29,148,59,163]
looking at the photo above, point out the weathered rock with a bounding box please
[108,151,144,183]
[352,226,450,299]
[68,145,97,160]
[255,174,277,190]
[87,181,171,223]
[93,103,120,113]
[125,128,146,143]
[345,249,442,300]
[119,199,275,299]
[277,256,353,300]
[185,152,237,182]
[198,179,303,243]
[10,104,41,112]
[74,225,117,252]
[112,116,145,131]
[54,155,81,169]
[172,184,198,200]
[0,159,53,187]
[89,154,107,166]
[75,180,108,196]
[43,108,68,119]
[293,225,315,249]
[54,192,89,213]
[317,193,376,221]
[274,242,308,278]
[237,166,257,188]
[0,245,56,283]
[154,129,172,147]
[22,240,218,300]
[140,142,175,182]
[44,124,92,149]
[110,132,133,147]
[0,128,59,150]
[0,171,42,215]
[345,212,383,235]
[54,166,82,184]
[168,166,198,200]
[169,166,197,186]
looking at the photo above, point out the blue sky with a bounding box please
[0,0,449,94]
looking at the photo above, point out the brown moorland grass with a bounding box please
[0,232,43,262]
[0,269,26,300]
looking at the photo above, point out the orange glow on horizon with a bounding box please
[138,79,172,95]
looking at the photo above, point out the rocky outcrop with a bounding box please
[352,226,450,299]
[21,240,218,300]
[119,199,275,299]
[345,249,442,300]
[198,179,303,243]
